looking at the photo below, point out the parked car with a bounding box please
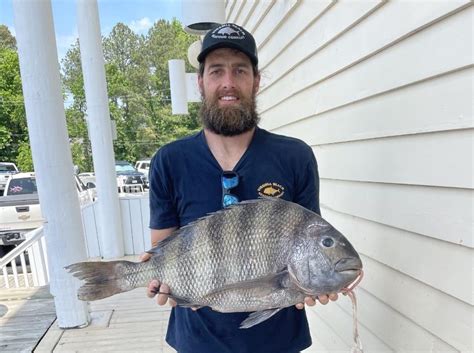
[0,162,19,195]
[115,160,148,193]
[135,159,151,177]
[0,172,95,257]
[78,172,96,189]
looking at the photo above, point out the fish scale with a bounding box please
[66,198,362,328]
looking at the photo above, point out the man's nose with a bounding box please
[221,71,236,89]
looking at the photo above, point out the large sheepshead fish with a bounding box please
[67,198,363,328]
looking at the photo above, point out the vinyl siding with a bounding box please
[227,1,474,352]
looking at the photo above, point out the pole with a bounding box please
[77,0,124,259]
[12,0,89,328]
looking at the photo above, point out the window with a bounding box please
[8,178,38,195]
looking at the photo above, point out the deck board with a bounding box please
[34,287,175,352]
[0,286,55,353]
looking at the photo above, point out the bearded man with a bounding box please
[142,23,337,353]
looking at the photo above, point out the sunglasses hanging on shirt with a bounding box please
[221,171,239,208]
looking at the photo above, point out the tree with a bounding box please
[0,47,30,167]
[0,25,16,50]
[16,141,33,171]
[61,19,201,169]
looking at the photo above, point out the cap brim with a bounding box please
[197,42,258,66]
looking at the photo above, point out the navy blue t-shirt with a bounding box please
[149,127,320,353]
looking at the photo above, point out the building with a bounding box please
[225,0,473,351]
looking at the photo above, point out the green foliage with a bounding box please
[62,19,201,168]
[0,25,16,50]
[16,141,33,171]
[1,19,201,169]
[0,47,27,162]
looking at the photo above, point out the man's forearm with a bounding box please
[151,227,177,247]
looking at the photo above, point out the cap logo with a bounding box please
[211,24,245,40]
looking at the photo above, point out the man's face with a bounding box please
[198,48,261,136]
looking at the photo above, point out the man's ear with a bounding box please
[253,73,261,94]
[198,74,204,95]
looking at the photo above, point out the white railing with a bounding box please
[0,226,49,289]
[81,193,151,258]
[0,192,150,289]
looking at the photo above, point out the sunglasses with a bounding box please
[221,171,239,208]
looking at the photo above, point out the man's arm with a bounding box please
[139,227,177,262]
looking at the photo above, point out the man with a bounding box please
[142,23,337,353]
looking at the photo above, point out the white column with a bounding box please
[12,0,89,328]
[181,0,225,34]
[169,59,188,114]
[77,0,124,259]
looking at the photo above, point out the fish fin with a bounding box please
[154,291,203,310]
[205,270,290,299]
[239,308,283,329]
[65,260,136,301]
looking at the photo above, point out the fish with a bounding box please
[216,27,241,36]
[263,186,280,195]
[66,197,363,328]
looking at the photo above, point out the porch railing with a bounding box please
[0,192,150,289]
[0,226,49,288]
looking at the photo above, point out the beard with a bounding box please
[199,89,260,136]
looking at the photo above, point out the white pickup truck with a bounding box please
[0,162,19,195]
[0,172,94,257]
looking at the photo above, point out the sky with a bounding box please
[0,0,183,60]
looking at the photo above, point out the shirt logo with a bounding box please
[211,24,245,40]
[258,182,285,198]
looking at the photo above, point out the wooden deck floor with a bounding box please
[34,288,175,352]
[0,285,56,353]
[0,262,328,352]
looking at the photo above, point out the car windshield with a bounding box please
[115,164,136,173]
[0,165,17,173]
[8,177,38,195]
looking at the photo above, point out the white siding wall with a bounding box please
[227,1,474,352]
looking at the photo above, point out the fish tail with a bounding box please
[65,260,137,301]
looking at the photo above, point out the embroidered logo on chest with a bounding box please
[257,182,285,198]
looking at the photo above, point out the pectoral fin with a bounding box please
[240,308,283,329]
[204,269,290,299]
[153,291,203,310]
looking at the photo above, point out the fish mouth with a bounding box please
[334,257,363,274]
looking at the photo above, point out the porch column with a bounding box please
[12,0,89,327]
[77,0,124,259]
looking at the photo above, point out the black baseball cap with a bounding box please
[197,23,258,66]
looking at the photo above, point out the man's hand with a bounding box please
[146,279,177,307]
[295,293,338,309]
[140,251,177,307]
[146,279,200,311]
[139,252,152,262]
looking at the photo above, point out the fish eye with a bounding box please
[322,237,335,248]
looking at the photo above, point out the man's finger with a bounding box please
[304,297,316,306]
[140,252,151,262]
[146,279,160,298]
[295,302,305,310]
[318,295,329,305]
[328,293,338,301]
[157,283,170,306]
